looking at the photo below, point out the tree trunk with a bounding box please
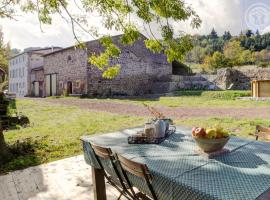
[0,128,10,164]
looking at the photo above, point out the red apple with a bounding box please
[192,127,197,136]
[194,127,206,137]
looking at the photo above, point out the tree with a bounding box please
[203,51,229,70]
[245,29,253,38]
[223,31,232,41]
[185,46,206,64]
[240,50,254,65]
[0,0,17,19]
[18,0,201,78]
[209,28,218,40]
[224,40,244,66]
[0,0,202,159]
[0,28,10,73]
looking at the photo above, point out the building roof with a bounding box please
[9,47,62,60]
[31,66,44,72]
[43,33,148,57]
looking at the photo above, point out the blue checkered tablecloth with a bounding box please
[81,126,270,200]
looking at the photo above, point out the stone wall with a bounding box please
[44,48,88,96]
[85,36,172,96]
[44,35,172,97]
[30,68,44,97]
[171,66,270,90]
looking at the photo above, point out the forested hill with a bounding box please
[185,28,270,72]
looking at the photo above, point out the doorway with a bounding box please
[34,81,39,97]
[67,81,72,94]
[45,74,57,96]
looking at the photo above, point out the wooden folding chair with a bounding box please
[116,154,158,200]
[253,125,270,141]
[91,143,133,200]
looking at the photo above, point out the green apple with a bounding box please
[222,130,230,138]
[206,129,217,139]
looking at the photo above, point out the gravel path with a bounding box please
[41,98,270,119]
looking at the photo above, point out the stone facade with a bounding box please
[44,48,88,95]
[171,66,270,90]
[30,67,45,97]
[43,34,172,97]
[8,47,61,97]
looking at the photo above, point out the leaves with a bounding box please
[102,65,121,79]
[144,39,162,53]
[121,26,140,45]
[89,35,121,77]
[7,0,202,78]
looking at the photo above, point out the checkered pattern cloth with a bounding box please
[81,126,270,200]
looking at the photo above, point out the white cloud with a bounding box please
[0,0,261,50]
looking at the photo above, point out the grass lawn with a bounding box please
[70,90,270,108]
[2,91,270,173]
[2,99,146,173]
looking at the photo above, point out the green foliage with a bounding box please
[0,28,10,75]
[144,39,163,53]
[176,90,251,100]
[121,26,140,45]
[102,65,121,79]
[203,51,230,70]
[16,0,202,78]
[186,28,270,71]
[89,36,121,75]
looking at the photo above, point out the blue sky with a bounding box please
[1,0,270,50]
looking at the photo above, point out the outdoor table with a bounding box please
[81,126,270,200]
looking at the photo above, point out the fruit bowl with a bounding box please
[193,136,230,152]
[192,127,230,153]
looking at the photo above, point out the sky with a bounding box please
[1,0,270,50]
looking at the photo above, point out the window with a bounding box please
[59,81,63,89]
[76,80,80,88]
[67,55,72,61]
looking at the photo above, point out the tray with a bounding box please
[128,126,176,144]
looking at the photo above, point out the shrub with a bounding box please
[177,90,251,100]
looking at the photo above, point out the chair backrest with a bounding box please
[116,154,157,200]
[116,154,153,181]
[91,143,113,160]
[91,144,134,200]
[255,125,270,140]
[256,125,270,133]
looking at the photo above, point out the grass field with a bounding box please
[2,91,270,173]
[73,90,270,108]
[2,100,146,173]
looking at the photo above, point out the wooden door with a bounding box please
[46,75,51,96]
[51,74,57,96]
[34,82,39,97]
[67,81,72,94]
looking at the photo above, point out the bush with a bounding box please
[201,90,251,100]
[257,61,270,68]
[177,90,251,100]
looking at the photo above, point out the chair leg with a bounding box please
[136,192,152,200]
[117,192,123,200]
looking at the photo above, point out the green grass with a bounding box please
[83,90,270,108]
[2,91,270,173]
[2,99,146,173]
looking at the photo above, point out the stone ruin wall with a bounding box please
[172,66,270,90]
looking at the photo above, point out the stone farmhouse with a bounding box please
[43,34,175,97]
[8,47,61,97]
